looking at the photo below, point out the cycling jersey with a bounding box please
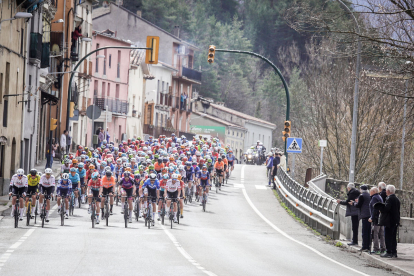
[159,179,168,191]
[77,168,86,178]
[58,179,72,189]
[223,158,228,167]
[88,179,102,190]
[27,175,40,187]
[185,166,194,180]
[119,177,134,189]
[68,173,80,184]
[39,175,56,187]
[61,164,71,173]
[165,179,180,192]
[154,162,164,172]
[214,161,225,170]
[198,171,210,181]
[227,155,235,162]
[101,176,116,188]
[142,179,160,190]
[86,169,97,180]
[10,174,28,188]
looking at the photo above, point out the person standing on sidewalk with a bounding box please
[98,128,104,147]
[60,130,68,156]
[266,152,274,186]
[352,185,371,252]
[337,183,360,246]
[271,152,280,189]
[368,187,386,254]
[378,182,387,203]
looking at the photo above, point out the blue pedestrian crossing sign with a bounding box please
[286,137,302,153]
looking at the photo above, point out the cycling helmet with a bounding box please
[218,157,222,161]
[207,159,212,163]
[168,167,174,173]
[185,161,191,166]
[192,161,197,166]
[70,168,77,172]
[149,173,157,180]
[104,166,111,171]
[92,172,99,180]
[64,158,70,164]
[123,171,131,178]
[116,158,122,165]
[16,168,25,175]
[72,159,78,164]
[62,173,69,180]
[30,168,37,176]
[101,161,107,167]
[202,165,207,169]
[78,163,84,168]
[134,173,141,179]
[105,170,112,177]
[171,173,178,180]
[114,147,119,151]
[89,164,95,170]
[221,154,226,159]
[45,168,53,174]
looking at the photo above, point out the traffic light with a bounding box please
[50,118,58,131]
[145,36,159,64]
[282,121,291,141]
[208,45,216,64]
[69,102,75,118]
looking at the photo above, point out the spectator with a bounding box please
[180,93,184,110]
[98,128,105,147]
[279,151,286,171]
[337,183,360,245]
[353,185,371,252]
[60,130,68,155]
[105,127,110,142]
[46,138,58,169]
[66,132,71,153]
[265,152,274,186]
[378,182,387,203]
[368,187,386,254]
[272,152,280,189]
[375,185,400,258]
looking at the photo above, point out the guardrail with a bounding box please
[276,168,340,239]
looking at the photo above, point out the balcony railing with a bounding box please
[143,124,175,137]
[182,66,202,82]
[95,97,128,114]
[29,32,42,61]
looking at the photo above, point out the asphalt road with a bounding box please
[0,165,393,276]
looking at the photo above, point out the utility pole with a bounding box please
[400,80,408,190]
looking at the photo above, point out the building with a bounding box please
[88,31,131,145]
[191,111,246,159]
[192,97,276,154]
[0,0,33,194]
[126,50,152,139]
[92,3,201,137]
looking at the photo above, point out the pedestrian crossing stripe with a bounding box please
[286,137,302,153]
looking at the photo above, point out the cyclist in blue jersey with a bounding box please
[192,161,200,187]
[57,173,72,219]
[68,168,81,206]
[198,165,210,205]
[77,163,87,203]
[184,161,195,197]
[141,173,160,223]
[227,151,235,172]
[118,171,136,223]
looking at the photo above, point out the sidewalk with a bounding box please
[338,235,414,276]
[0,158,61,217]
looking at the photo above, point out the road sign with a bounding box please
[69,109,79,121]
[86,105,101,120]
[286,137,302,153]
[319,140,327,147]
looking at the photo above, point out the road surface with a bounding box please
[0,165,392,275]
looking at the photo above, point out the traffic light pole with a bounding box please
[65,46,151,133]
[214,49,291,162]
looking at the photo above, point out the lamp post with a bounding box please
[0,12,33,31]
[336,0,361,183]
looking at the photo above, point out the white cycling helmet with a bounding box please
[62,173,69,180]
[45,168,53,174]
[16,168,24,175]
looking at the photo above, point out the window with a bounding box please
[109,54,111,68]
[237,132,239,137]
[0,73,3,104]
[228,129,230,135]
[107,83,110,97]
[102,82,106,98]
[94,80,98,96]
[161,114,163,127]
[28,75,31,111]
[117,50,121,78]
[20,28,24,55]
[155,113,158,126]
[241,133,243,138]
[232,131,234,136]
[116,84,120,98]
[173,81,176,95]
[157,80,160,104]
[95,43,100,72]
[103,49,107,75]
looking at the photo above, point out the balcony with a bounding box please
[95,97,128,115]
[29,32,42,65]
[143,124,175,137]
[172,65,202,84]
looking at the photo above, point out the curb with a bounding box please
[0,201,12,217]
[339,241,414,276]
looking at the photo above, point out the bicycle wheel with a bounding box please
[26,204,31,226]
[134,200,139,221]
[147,204,151,229]
[14,205,19,228]
[105,203,109,226]
[34,205,37,224]
[161,205,165,225]
[170,214,173,229]
[124,204,128,228]
[116,194,119,206]
[202,196,206,212]
[176,203,180,224]
[61,207,64,226]
[41,209,45,228]
[91,204,95,228]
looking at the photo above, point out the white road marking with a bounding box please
[255,185,267,190]
[240,165,369,276]
[158,220,217,276]
[9,242,22,249]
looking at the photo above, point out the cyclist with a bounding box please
[27,168,40,218]
[119,171,135,223]
[221,154,228,181]
[157,174,168,221]
[198,165,210,205]
[177,175,185,218]
[77,163,87,204]
[101,169,115,216]
[141,173,160,223]
[214,157,225,186]
[165,173,180,223]
[9,169,28,221]
[184,161,195,197]
[57,173,72,219]
[61,159,71,176]
[68,167,81,206]
[227,151,235,172]
[39,168,56,223]
[87,172,102,224]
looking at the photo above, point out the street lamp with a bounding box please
[336,0,361,183]
[96,55,105,58]
[82,37,92,42]
[52,19,64,23]
[0,12,33,31]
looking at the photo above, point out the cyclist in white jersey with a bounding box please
[9,168,28,220]
[39,168,56,222]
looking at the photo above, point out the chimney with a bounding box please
[136,10,142,17]
[173,25,180,38]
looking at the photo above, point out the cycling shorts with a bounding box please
[12,186,26,196]
[216,169,223,175]
[102,187,113,196]
[200,180,210,187]
[27,186,38,195]
[228,161,234,166]
[90,189,101,202]
[123,187,133,198]
[80,178,85,187]
[159,190,165,198]
[59,189,70,197]
[167,190,178,200]
[71,183,79,190]
[41,186,55,196]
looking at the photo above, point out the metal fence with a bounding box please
[95,97,128,114]
[276,168,340,239]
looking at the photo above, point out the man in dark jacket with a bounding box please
[375,185,400,258]
[337,183,360,245]
[368,187,385,254]
[378,182,387,203]
[353,185,371,251]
